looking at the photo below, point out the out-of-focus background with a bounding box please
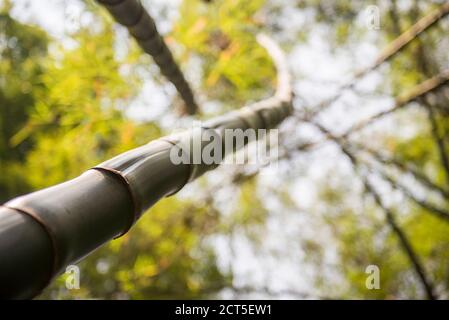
[1,0,449,299]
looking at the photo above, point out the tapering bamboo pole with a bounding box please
[0,34,292,299]
[96,0,199,114]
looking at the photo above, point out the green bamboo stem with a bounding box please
[0,34,292,299]
[96,0,199,114]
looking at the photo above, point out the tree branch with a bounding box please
[341,70,449,139]
[304,2,449,120]
[361,145,449,200]
[423,98,449,187]
[0,34,293,299]
[310,121,437,300]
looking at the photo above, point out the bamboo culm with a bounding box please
[96,0,199,114]
[0,34,292,299]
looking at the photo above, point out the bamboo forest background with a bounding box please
[1,0,449,299]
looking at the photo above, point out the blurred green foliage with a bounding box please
[0,0,48,200]
[173,0,275,106]
[0,0,269,299]
[1,0,448,300]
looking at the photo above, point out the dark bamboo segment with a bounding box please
[96,0,198,114]
[0,207,53,299]
[0,170,135,298]
[0,34,292,299]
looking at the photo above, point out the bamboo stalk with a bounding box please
[0,34,292,299]
[96,0,199,114]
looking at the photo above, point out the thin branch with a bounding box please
[369,2,449,75]
[304,2,449,119]
[341,70,449,139]
[291,121,449,202]
[423,98,449,187]
[375,168,449,223]
[310,120,449,223]
[310,122,437,300]
[291,70,449,153]
[363,177,437,300]
[409,3,449,190]
[257,33,293,103]
[361,145,449,200]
